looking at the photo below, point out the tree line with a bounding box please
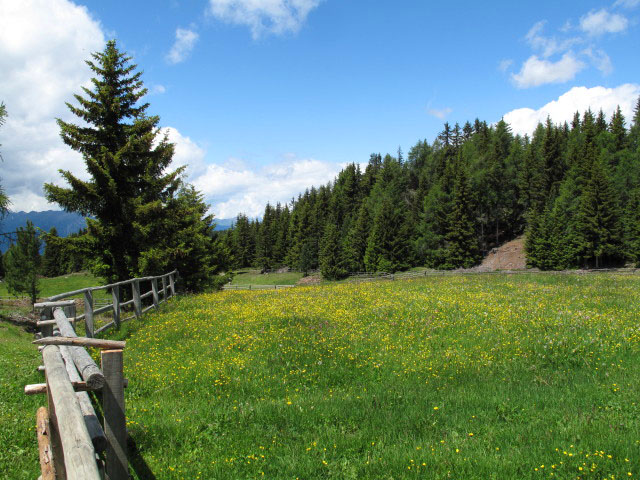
[219,103,640,279]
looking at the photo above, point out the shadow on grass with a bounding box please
[128,436,157,480]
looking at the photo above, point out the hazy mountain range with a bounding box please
[0,210,234,253]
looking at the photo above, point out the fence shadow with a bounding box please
[128,435,158,480]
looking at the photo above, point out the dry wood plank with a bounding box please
[94,321,115,335]
[35,301,76,309]
[59,345,108,453]
[34,336,126,350]
[101,349,128,480]
[111,285,121,329]
[132,280,142,317]
[36,407,57,480]
[26,381,91,395]
[26,378,129,395]
[42,345,101,480]
[84,290,94,339]
[52,309,105,389]
[151,278,159,308]
[169,273,176,297]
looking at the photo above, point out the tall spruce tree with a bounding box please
[42,227,64,278]
[623,188,640,266]
[44,41,215,288]
[319,221,346,280]
[444,167,479,268]
[4,221,41,304]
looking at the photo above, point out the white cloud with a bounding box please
[150,84,167,95]
[427,107,452,120]
[0,0,105,212]
[525,21,581,58]
[511,53,585,88]
[192,156,342,218]
[161,127,207,178]
[166,28,198,64]
[582,47,613,75]
[503,84,640,136]
[613,0,640,8]
[579,9,628,36]
[207,0,322,39]
[498,59,513,73]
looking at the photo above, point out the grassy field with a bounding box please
[91,273,640,479]
[3,273,639,479]
[0,271,104,299]
[0,323,44,479]
[231,270,304,286]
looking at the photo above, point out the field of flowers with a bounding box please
[111,274,638,478]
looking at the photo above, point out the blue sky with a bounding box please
[1,0,639,218]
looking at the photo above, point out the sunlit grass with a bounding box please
[0,323,42,479]
[107,273,640,479]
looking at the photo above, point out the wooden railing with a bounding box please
[38,270,177,338]
[25,270,177,479]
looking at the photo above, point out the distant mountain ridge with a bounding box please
[0,210,234,252]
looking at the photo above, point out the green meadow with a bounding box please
[2,273,639,479]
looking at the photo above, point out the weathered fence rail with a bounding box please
[25,270,177,479]
[37,270,177,338]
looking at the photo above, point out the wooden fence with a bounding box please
[39,270,177,338]
[25,270,177,480]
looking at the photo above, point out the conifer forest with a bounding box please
[220,103,640,278]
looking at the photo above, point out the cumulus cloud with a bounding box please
[207,0,322,39]
[192,156,342,218]
[579,9,628,36]
[511,53,585,89]
[503,84,640,136]
[160,127,207,179]
[166,28,198,64]
[0,0,105,212]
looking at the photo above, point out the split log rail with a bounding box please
[25,270,177,479]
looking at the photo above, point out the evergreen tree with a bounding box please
[444,167,479,268]
[136,185,219,291]
[574,157,623,267]
[44,41,216,288]
[233,214,255,267]
[4,221,41,304]
[623,188,640,266]
[42,227,64,278]
[343,203,370,272]
[319,221,347,280]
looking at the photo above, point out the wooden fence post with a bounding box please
[169,273,175,297]
[161,276,168,302]
[40,306,53,338]
[132,280,142,317]
[83,291,94,338]
[151,278,159,309]
[111,285,121,329]
[101,349,127,480]
[36,407,57,480]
